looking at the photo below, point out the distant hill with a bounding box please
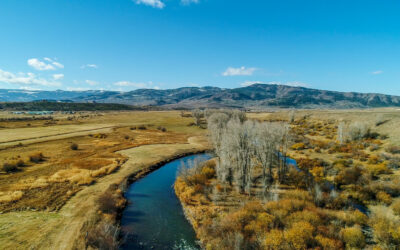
[1,84,399,109]
[0,101,145,111]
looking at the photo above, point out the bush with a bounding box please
[98,192,118,214]
[391,200,400,216]
[29,152,44,163]
[201,166,216,179]
[285,221,314,249]
[291,143,306,150]
[16,159,25,167]
[340,226,365,248]
[264,229,285,249]
[130,126,136,130]
[70,143,78,150]
[137,125,147,130]
[377,191,392,205]
[157,126,167,132]
[3,162,18,173]
[386,145,400,154]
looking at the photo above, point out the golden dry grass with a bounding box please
[0,110,209,249]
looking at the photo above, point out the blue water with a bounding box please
[120,153,212,250]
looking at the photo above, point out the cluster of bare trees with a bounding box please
[337,121,372,143]
[207,111,290,196]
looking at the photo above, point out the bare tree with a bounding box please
[289,110,295,123]
[337,121,345,144]
[192,109,203,126]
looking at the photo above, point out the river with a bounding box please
[120,153,212,250]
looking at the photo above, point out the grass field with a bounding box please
[1,108,399,249]
[0,111,209,249]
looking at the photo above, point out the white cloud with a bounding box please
[85,80,98,86]
[27,58,64,71]
[181,0,199,5]
[240,81,263,87]
[66,87,90,91]
[222,66,257,76]
[81,64,98,69]
[372,70,383,75]
[0,69,61,87]
[135,0,165,9]
[53,74,64,80]
[268,81,309,87]
[240,81,309,88]
[113,81,159,89]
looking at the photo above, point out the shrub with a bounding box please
[130,126,136,130]
[340,226,365,248]
[157,126,167,132]
[348,122,369,141]
[70,143,78,150]
[377,191,392,205]
[29,152,44,163]
[137,125,147,130]
[98,192,118,214]
[2,162,18,173]
[370,206,400,248]
[86,220,120,250]
[124,135,129,140]
[386,145,400,154]
[315,235,343,249]
[201,166,216,179]
[93,133,107,138]
[335,166,364,186]
[285,221,314,249]
[291,143,306,150]
[391,200,400,216]
[16,159,25,167]
[264,229,285,249]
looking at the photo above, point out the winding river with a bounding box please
[120,153,212,250]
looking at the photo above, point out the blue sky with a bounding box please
[0,0,399,95]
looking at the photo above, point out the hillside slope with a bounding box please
[1,84,399,109]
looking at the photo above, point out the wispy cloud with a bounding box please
[135,0,165,9]
[113,81,159,89]
[0,69,62,87]
[269,81,309,87]
[241,81,263,87]
[53,74,64,80]
[371,70,383,75]
[81,64,98,69]
[240,80,309,88]
[85,80,98,86]
[222,66,257,76]
[27,58,64,71]
[181,0,199,5]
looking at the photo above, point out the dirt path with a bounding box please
[0,136,208,250]
[0,124,116,149]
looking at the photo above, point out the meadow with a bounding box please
[175,108,400,250]
[1,108,400,249]
[0,111,208,249]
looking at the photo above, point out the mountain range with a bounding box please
[1,84,399,109]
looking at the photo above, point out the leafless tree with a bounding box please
[207,111,290,196]
[337,121,345,144]
[192,109,203,126]
[289,110,295,123]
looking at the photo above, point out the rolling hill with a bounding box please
[1,84,399,109]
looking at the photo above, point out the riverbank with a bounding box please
[77,137,210,249]
[0,136,209,250]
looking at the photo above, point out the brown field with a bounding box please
[176,108,400,249]
[1,108,400,249]
[0,111,209,249]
